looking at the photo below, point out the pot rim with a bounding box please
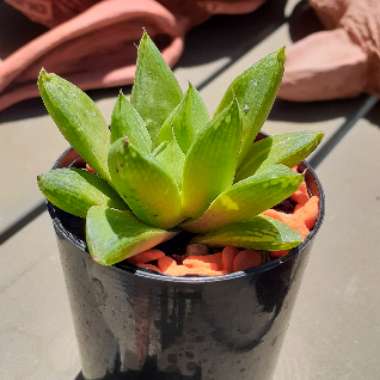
[48,148,325,285]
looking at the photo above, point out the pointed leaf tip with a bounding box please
[158,82,209,153]
[37,67,48,82]
[110,91,152,151]
[216,49,285,166]
[131,32,182,144]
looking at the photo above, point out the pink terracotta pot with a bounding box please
[279,0,380,101]
[5,0,265,27]
[0,0,184,111]
[0,0,265,111]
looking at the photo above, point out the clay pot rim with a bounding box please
[48,147,325,285]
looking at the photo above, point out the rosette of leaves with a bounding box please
[37,32,323,267]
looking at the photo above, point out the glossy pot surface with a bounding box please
[48,149,325,380]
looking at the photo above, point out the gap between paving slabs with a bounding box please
[309,96,378,167]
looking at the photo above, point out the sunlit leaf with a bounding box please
[86,206,176,265]
[131,32,183,143]
[183,165,302,233]
[155,138,185,186]
[158,83,209,152]
[37,168,126,218]
[152,141,167,156]
[181,99,242,218]
[108,138,183,229]
[193,216,302,251]
[110,91,152,152]
[236,131,324,180]
[38,69,111,182]
[215,49,285,166]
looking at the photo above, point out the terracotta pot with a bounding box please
[47,148,325,380]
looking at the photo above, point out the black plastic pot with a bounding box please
[48,148,324,380]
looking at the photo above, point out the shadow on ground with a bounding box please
[287,0,323,43]
[269,96,368,124]
[366,102,380,129]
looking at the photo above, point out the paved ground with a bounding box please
[0,1,379,379]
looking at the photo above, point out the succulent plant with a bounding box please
[37,32,323,266]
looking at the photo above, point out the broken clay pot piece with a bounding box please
[0,0,265,111]
[280,0,380,101]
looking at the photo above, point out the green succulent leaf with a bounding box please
[37,168,126,218]
[183,164,302,233]
[108,138,183,229]
[86,206,177,265]
[110,91,152,152]
[155,84,208,184]
[37,69,111,182]
[181,99,242,218]
[131,32,183,144]
[215,48,285,166]
[152,141,168,156]
[193,216,302,251]
[236,131,324,181]
[158,83,209,152]
[155,139,185,186]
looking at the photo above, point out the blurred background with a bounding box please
[0,0,379,379]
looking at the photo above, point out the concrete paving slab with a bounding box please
[0,117,69,234]
[0,212,79,380]
[0,205,55,293]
